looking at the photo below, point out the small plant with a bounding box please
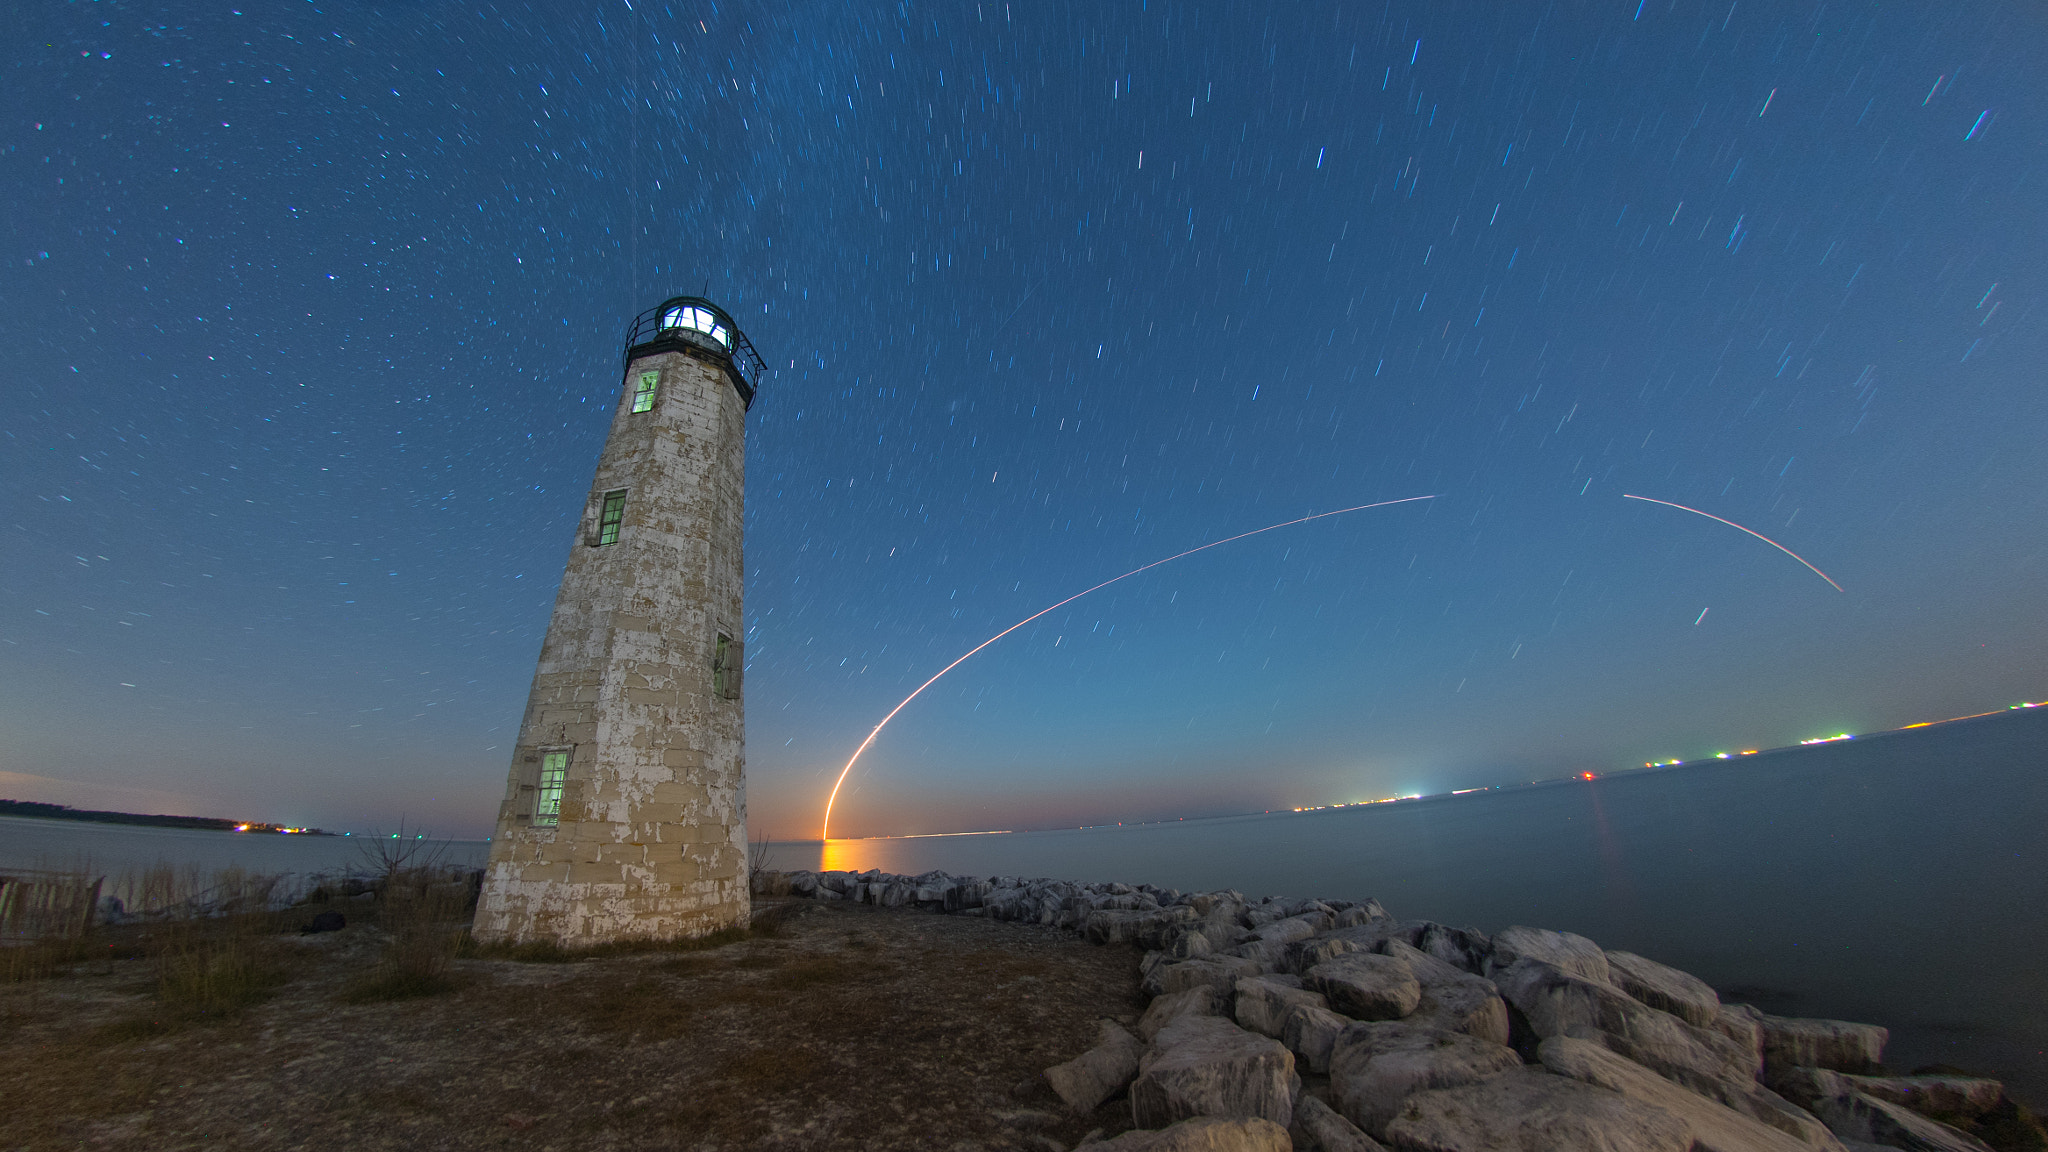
[156,932,286,1016]
[747,830,775,884]
[341,853,474,1002]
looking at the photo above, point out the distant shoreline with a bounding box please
[0,800,331,836]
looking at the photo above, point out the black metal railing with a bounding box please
[621,295,767,409]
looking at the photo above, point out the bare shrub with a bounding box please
[343,886,467,1002]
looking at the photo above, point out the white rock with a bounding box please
[1234,974,1330,1038]
[1131,1016,1296,1131]
[1713,1003,1767,1074]
[1841,1073,2004,1121]
[1411,922,1491,975]
[1290,1093,1386,1152]
[1160,956,1266,998]
[1281,1004,1351,1075]
[1252,916,1322,946]
[1139,986,1230,1043]
[1809,1091,1996,1152]
[1539,1034,1825,1152]
[1327,1021,1523,1137]
[1486,925,1612,984]
[1494,958,1755,1088]
[1381,939,1510,1046]
[1383,1065,1695,1152]
[1047,1020,1147,1114]
[1759,1013,1890,1075]
[1604,950,1721,1028]
[1305,953,1422,1021]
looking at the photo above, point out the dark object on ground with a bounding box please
[300,911,346,934]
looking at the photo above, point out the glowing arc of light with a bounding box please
[819,494,1440,841]
[1622,494,1844,592]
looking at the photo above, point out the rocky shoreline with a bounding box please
[757,868,2038,1152]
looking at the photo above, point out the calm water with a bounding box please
[769,707,2048,1101]
[6,711,2042,1100]
[0,816,490,889]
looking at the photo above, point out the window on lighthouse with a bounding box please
[533,751,568,827]
[660,304,732,349]
[630,370,660,413]
[596,490,627,546]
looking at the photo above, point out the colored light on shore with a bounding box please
[818,495,1440,840]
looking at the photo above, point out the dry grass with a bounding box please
[0,898,1146,1151]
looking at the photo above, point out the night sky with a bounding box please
[5,3,2044,841]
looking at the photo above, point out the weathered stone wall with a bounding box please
[473,345,748,946]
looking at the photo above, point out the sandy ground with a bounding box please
[0,900,1147,1151]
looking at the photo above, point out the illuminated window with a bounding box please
[596,489,627,546]
[713,633,742,700]
[659,304,732,349]
[534,751,568,827]
[630,370,660,413]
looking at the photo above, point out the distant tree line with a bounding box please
[0,799,326,834]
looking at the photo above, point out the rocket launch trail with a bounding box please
[1623,494,1845,592]
[818,495,1440,840]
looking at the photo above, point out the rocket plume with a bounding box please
[819,495,1439,840]
[1623,494,1845,592]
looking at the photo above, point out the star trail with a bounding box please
[3,3,2043,838]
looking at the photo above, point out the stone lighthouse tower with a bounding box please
[473,296,761,946]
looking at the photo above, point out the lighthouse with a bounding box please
[473,297,760,946]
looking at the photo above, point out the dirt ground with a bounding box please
[0,900,1149,1151]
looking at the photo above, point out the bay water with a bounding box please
[6,707,2043,1100]
[769,706,2048,1102]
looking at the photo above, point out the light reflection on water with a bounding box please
[772,709,2048,1103]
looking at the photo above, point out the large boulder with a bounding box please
[1332,900,1391,928]
[1807,1092,1996,1152]
[1327,1021,1522,1137]
[1411,922,1492,975]
[1305,953,1422,1021]
[1713,1003,1768,1074]
[1486,925,1612,984]
[1383,1065,1695,1152]
[1381,939,1510,1046]
[1160,956,1267,998]
[1840,1074,2005,1121]
[1252,915,1322,946]
[1234,975,1330,1038]
[1281,1004,1351,1075]
[1604,950,1721,1028]
[1230,938,1296,971]
[1047,1020,1147,1114]
[1290,1094,1386,1152]
[1759,1014,1889,1075]
[1139,986,1231,1043]
[1289,920,1409,975]
[1494,958,1755,1088]
[1539,1035,1836,1152]
[1089,908,1173,946]
[1083,1115,1292,1151]
[1135,905,1203,950]
[1131,1016,1296,1130]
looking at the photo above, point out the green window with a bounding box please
[713,633,742,700]
[596,489,627,546]
[630,370,660,413]
[534,751,568,827]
